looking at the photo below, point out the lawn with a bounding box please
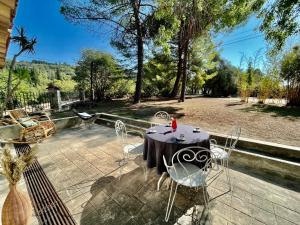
[53,97,300,147]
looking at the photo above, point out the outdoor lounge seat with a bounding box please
[72,109,97,127]
[8,108,56,143]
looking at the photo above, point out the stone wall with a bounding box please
[1,113,299,183]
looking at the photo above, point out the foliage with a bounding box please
[257,76,282,103]
[75,49,132,100]
[0,145,37,185]
[204,56,239,97]
[56,67,62,80]
[155,0,265,101]
[142,35,218,97]
[236,52,268,102]
[60,0,157,104]
[143,53,176,97]
[259,0,300,53]
[108,79,135,98]
[280,45,300,106]
[10,27,37,55]
[0,61,76,93]
[3,27,37,113]
[186,36,218,95]
[53,78,77,92]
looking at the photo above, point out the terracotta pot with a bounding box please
[1,184,32,225]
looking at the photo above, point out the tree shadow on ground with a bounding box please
[239,103,300,120]
[53,99,185,121]
[225,102,244,107]
[79,162,210,225]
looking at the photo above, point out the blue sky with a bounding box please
[7,0,269,67]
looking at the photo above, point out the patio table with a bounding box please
[143,124,210,190]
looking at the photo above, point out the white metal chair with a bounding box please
[115,120,147,180]
[210,126,241,191]
[151,111,171,127]
[163,147,220,222]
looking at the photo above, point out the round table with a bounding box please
[143,124,210,175]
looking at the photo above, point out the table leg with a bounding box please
[157,172,167,191]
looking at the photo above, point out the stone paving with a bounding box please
[1,124,300,225]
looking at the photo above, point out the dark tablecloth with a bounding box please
[143,125,210,175]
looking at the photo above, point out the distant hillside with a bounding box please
[1,60,77,93]
[13,60,76,80]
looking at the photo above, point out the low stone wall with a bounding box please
[0,124,21,140]
[96,113,300,183]
[53,116,82,131]
[97,113,300,161]
[230,149,300,183]
[1,113,299,183]
[209,132,300,162]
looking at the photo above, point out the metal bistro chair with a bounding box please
[163,147,220,222]
[151,111,171,127]
[115,120,147,180]
[209,126,241,191]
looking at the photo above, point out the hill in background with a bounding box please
[1,60,77,93]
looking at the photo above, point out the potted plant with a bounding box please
[0,145,37,225]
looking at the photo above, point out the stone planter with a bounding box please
[1,184,32,225]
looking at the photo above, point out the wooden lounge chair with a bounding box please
[8,109,56,143]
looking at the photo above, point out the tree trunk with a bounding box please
[5,54,18,110]
[179,40,189,102]
[132,0,144,104]
[170,24,183,98]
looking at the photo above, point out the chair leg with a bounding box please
[119,154,128,180]
[143,164,148,182]
[202,185,211,225]
[165,180,178,222]
[225,159,232,191]
[157,172,167,191]
[88,120,93,129]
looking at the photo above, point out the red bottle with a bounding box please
[171,118,177,131]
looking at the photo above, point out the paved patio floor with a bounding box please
[1,124,300,225]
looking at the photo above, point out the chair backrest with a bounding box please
[163,147,220,186]
[8,109,30,127]
[115,120,127,143]
[152,111,171,126]
[8,109,28,121]
[225,126,241,157]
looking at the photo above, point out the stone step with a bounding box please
[231,147,300,183]
[209,132,300,163]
